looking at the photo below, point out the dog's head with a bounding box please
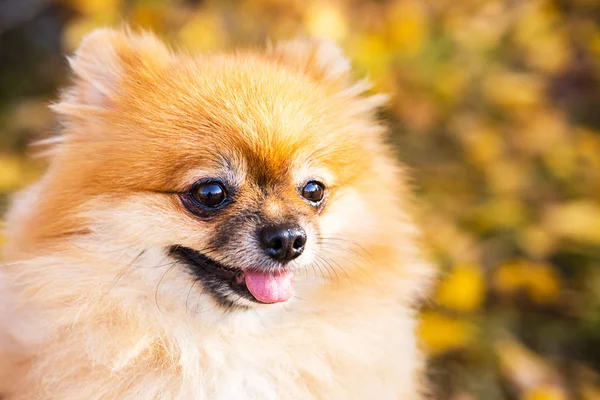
[8,29,423,313]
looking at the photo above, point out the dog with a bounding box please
[0,29,433,399]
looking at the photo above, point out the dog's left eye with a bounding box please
[301,181,325,204]
[190,181,228,208]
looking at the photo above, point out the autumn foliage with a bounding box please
[0,0,599,399]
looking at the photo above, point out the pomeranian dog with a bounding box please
[0,29,433,399]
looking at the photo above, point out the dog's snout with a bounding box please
[259,224,306,262]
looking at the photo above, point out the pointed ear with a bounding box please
[268,37,388,109]
[66,28,172,108]
[268,37,353,88]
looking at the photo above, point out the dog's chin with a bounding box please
[168,246,293,309]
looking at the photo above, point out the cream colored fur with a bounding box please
[0,29,433,399]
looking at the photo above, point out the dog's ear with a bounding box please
[269,38,388,108]
[66,28,172,108]
[268,37,353,88]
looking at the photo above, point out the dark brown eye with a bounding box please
[190,181,227,208]
[301,181,325,204]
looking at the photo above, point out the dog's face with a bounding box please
[17,30,409,312]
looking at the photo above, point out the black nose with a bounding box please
[259,224,307,262]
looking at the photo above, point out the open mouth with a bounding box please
[169,246,294,307]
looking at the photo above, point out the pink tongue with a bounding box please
[244,270,294,303]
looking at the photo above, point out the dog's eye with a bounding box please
[190,182,227,208]
[301,181,325,204]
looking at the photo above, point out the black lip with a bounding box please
[169,245,263,307]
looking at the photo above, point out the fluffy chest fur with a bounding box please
[1,251,423,400]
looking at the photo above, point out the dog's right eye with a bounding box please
[190,181,228,208]
[180,180,232,218]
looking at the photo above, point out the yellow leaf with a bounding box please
[512,110,568,155]
[523,385,567,400]
[528,264,561,304]
[470,198,528,231]
[542,144,576,179]
[494,262,526,294]
[347,35,391,86]
[493,260,561,304]
[524,32,570,74]
[387,0,429,56]
[443,2,509,51]
[462,126,504,165]
[436,264,485,313]
[434,63,469,103]
[418,312,475,355]
[520,226,556,258]
[485,159,527,195]
[513,1,570,73]
[483,70,544,109]
[545,201,600,245]
[129,2,168,32]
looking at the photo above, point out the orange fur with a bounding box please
[0,29,434,399]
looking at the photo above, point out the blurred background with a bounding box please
[0,0,599,398]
